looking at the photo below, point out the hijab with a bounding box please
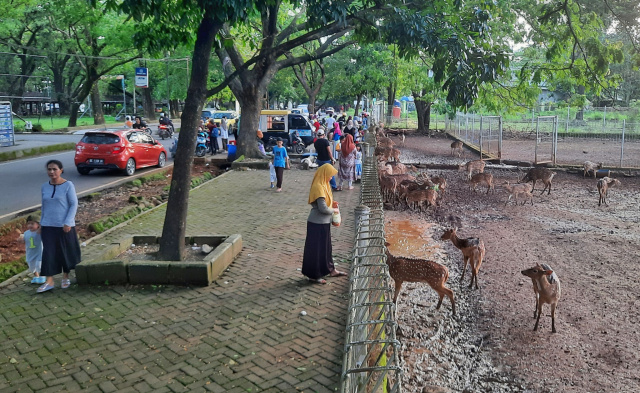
[341,134,356,157]
[308,164,338,207]
[347,120,354,129]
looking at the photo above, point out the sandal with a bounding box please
[37,283,55,293]
[309,278,327,284]
[329,270,348,277]
[61,279,71,289]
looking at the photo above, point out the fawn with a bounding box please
[597,177,621,206]
[469,172,495,194]
[521,263,561,333]
[440,228,485,289]
[451,140,463,157]
[583,161,603,178]
[503,181,533,206]
[520,167,555,195]
[459,160,486,180]
[384,242,455,314]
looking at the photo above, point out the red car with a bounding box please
[74,130,168,176]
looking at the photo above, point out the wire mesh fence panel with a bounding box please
[534,116,557,164]
[479,116,502,158]
[341,131,402,393]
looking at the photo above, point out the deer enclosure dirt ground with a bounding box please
[383,132,640,393]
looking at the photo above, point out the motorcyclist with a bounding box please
[159,113,174,128]
[132,116,148,130]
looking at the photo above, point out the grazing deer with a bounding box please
[583,161,603,178]
[503,181,533,206]
[458,160,486,180]
[384,243,455,315]
[597,177,621,206]
[451,140,463,157]
[430,175,447,196]
[520,167,555,195]
[469,172,495,194]
[521,263,561,333]
[440,228,485,289]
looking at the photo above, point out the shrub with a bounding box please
[0,257,27,283]
[32,124,44,132]
[130,179,142,188]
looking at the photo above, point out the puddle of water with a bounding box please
[385,211,441,260]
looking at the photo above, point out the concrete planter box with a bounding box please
[76,234,242,286]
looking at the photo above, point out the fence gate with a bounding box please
[479,116,502,159]
[535,116,558,164]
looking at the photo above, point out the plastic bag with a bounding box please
[332,201,341,227]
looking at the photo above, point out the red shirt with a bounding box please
[313,121,321,131]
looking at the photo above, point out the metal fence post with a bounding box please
[498,117,503,159]
[621,119,625,168]
[535,116,539,163]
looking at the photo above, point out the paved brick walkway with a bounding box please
[0,168,360,392]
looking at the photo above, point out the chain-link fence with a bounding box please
[341,132,402,393]
[446,110,640,168]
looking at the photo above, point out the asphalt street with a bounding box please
[0,136,175,221]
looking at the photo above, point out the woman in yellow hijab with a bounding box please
[302,164,348,284]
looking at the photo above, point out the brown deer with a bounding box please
[440,228,485,289]
[503,181,533,206]
[450,140,463,157]
[469,172,495,194]
[406,188,438,212]
[400,131,406,147]
[520,167,555,195]
[521,263,561,333]
[384,243,455,315]
[583,161,603,178]
[458,160,486,180]
[597,177,621,206]
[430,175,447,195]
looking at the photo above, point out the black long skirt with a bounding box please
[302,221,334,280]
[41,226,81,276]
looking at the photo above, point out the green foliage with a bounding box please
[129,179,142,188]
[0,257,28,284]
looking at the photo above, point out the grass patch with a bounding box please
[0,143,76,162]
[0,257,27,283]
[13,115,121,132]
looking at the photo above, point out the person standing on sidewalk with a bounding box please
[37,160,81,293]
[313,129,338,190]
[23,214,45,284]
[337,134,356,190]
[220,116,229,151]
[302,164,347,284]
[272,137,289,192]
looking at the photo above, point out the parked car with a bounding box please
[74,130,168,176]
[201,107,217,122]
[211,111,239,132]
[325,107,335,116]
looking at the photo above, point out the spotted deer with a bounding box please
[583,161,603,178]
[597,177,621,206]
[469,172,495,194]
[503,181,533,206]
[384,242,456,315]
[440,228,485,289]
[520,167,555,195]
[451,140,463,157]
[458,160,486,180]
[521,263,561,333]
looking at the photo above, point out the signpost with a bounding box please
[0,101,14,147]
[135,67,149,88]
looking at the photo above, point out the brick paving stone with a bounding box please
[0,169,358,392]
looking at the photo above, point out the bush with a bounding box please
[0,257,27,283]
[32,124,44,132]
[130,179,142,188]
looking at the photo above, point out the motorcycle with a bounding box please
[195,131,209,157]
[290,131,306,154]
[158,124,174,140]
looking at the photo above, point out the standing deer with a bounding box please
[520,167,555,195]
[384,243,455,315]
[469,172,495,194]
[521,263,561,333]
[503,181,534,206]
[583,161,603,178]
[459,160,486,180]
[440,228,485,289]
[597,177,621,206]
[451,140,463,157]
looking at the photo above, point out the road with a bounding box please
[0,136,175,221]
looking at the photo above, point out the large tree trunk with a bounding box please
[170,99,180,118]
[91,83,105,125]
[68,102,81,127]
[236,93,263,158]
[158,15,221,261]
[415,99,432,132]
[308,92,317,115]
[386,83,396,118]
[142,87,155,119]
[354,92,363,116]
